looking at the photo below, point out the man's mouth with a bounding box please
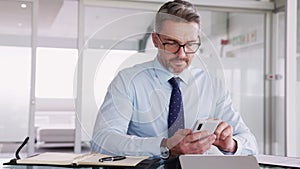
[173,58,189,65]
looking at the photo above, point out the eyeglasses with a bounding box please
[156,33,201,54]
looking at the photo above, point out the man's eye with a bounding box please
[165,42,178,46]
[186,43,196,47]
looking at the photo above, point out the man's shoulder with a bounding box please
[188,65,210,79]
[109,60,155,86]
[188,65,225,88]
[118,60,154,76]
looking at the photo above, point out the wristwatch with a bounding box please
[160,138,170,160]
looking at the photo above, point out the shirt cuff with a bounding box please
[220,138,240,155]
[152,136,165,156]
[231,137,243,155]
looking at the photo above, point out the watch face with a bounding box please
[160,146,170,159]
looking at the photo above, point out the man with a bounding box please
[91,0,258,158]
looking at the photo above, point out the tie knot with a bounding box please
[168,77,180,89]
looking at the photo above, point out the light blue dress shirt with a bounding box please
[91,57,258,156]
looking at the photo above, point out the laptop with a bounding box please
[179,155,260,169]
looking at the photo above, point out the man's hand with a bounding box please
[166,129,216,156]
[213,121,237,153]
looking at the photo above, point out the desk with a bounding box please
[1,157,297,169]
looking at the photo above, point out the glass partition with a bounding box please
[34,0,78,148]
[217,12,265,153]
[0,0,32,142]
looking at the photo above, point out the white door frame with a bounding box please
[285,0,297,157]
[28,0,38,156]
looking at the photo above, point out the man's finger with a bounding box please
[185,130,209,142]
[214,121,228,139]
[220,126,232,140]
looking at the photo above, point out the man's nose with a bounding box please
[177,46,186,59]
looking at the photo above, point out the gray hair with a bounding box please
[155,0,200,32]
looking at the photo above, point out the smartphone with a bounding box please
[192,119,219,135]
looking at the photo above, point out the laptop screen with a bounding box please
[179,155,260,169]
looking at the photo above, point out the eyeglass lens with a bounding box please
[156,33,200,54]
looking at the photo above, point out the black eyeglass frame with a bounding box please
[156,33,201,54]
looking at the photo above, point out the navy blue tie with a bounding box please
[168,77,184,137]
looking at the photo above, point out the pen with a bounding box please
[99,156,126,162]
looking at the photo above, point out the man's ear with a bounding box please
[152,32,158,48]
